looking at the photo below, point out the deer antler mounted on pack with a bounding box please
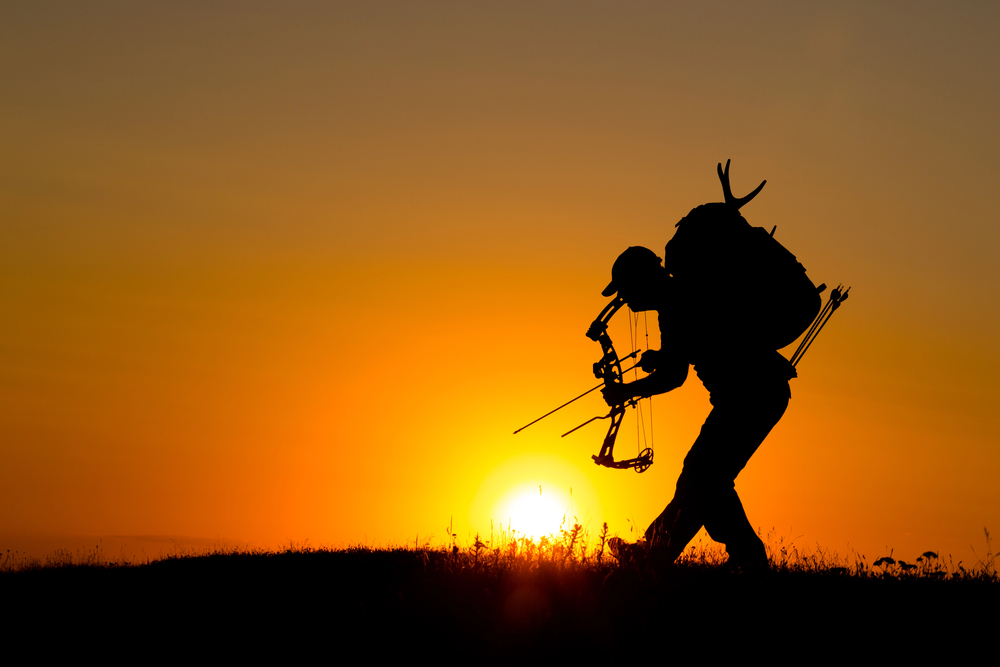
[717,158,766,209]
[666,159,845,358]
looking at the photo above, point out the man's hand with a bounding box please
[601,382,633,407]
[604,355,688,405]
[639,349,662,373]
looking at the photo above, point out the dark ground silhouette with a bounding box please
[2,544,995,658]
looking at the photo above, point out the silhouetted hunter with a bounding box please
[513,160,849,567]
[598,161,847,568]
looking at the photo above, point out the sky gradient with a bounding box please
[3,2,999,564]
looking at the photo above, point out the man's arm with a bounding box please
[633,354,689,397]
[602,352,688,406]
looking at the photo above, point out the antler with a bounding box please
[717,159,766,209]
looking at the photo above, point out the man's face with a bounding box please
[618,276,658,312]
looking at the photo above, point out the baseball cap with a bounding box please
[601,246,662,297]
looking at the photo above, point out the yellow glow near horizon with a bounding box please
[494,484,572,539]
[467,454,604,541]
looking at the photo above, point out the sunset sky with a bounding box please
[3,2,999,565]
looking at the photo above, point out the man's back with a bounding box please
[662,200,820,362]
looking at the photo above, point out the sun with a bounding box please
[494,484,572,539]
[467,454,604,542]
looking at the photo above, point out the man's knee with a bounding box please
[675,468,733,504]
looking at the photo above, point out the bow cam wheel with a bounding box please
[633,448,653,473]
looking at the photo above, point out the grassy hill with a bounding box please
[2,527,997,658]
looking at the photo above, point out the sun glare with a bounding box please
[468,454,604,542]
[494,484,571,539]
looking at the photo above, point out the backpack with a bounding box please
[664,162,822,352]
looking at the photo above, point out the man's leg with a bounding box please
[645,386,788,565]
[702,485,767,565]
[699,390,788,564]
[644,469,705,563]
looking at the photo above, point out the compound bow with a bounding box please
[574,296,653,472]
[513,296,653,472]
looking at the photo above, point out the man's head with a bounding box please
[602,246,663,310]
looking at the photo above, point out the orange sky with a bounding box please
[2,2,999,565]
